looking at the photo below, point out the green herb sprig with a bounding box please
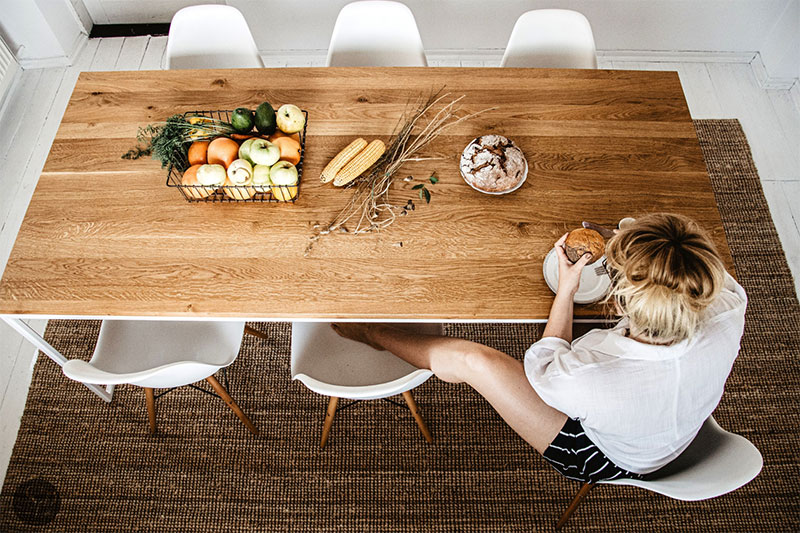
[122,114,236,170]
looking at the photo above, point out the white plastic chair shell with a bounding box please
[166,5,264,69]
[501,9,598,69]
[604,416,763,500]
[62,320,246,389]
[326,1,427,67]
[291,322,442,400]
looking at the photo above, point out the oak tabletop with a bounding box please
[0,67,732,320]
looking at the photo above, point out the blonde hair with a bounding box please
[605,213,726,344]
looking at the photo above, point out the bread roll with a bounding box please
[564,228,605,264]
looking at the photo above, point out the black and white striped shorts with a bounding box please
[542,418,644,483]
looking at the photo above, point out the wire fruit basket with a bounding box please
[166,109,308,203]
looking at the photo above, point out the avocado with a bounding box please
[231,107,254,133]
[254,102,277,135]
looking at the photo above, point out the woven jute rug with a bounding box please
[1,120,798,532]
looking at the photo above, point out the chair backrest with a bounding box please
[166,5,264,70]
[62,320,245,388]
[327,1,427,67]
[500,9,597,69]
[604,416,763,501]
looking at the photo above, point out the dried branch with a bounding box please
[307,89,493,253]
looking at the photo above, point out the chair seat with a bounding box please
[62,320,245,388]
[603,416,763,501]
[291,322,442,399]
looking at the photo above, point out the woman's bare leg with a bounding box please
[331,323,567,454]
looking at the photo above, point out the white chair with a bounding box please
[62,321,270,435]
[326,1,427,67]
[501,9,598,69]
[556,416,763,529]
[291,322,441,448]
[166,5,264,69]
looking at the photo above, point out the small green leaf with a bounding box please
[418,188,425,200]
[422,188,431,203]
[412,184,424,190]
[429,176,439,184]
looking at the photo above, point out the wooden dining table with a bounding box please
[0,67,732,399]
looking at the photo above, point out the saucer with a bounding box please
[542,248,611,305]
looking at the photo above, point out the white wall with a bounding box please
[759,0,800,81]
[82,0,222,24]
[230,0,791,54]
[0,0,87,68]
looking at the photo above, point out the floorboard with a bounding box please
[706,63,799,180]
[116,36,150,70]
[140,36,167,70]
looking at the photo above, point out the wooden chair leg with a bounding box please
[401,390,433,443]
[144,387,157,434]
[243,325,270,341]
[320,397,339,449]
[556,483,595,530]
[205,375,258,435]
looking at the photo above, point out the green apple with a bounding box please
[238,138,256,161]
[269,161,298,185]
[276,104,305,134]
[226,159,253,185]
[248,138,281,166]
[196,164,227,186]
[252,164,271,193]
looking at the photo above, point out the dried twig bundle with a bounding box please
[308,89,490,250]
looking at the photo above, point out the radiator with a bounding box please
[0,35,20,104]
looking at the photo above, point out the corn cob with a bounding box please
[320,138,368,183]
[333,140,386,186]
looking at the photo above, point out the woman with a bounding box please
[332,213,747,482]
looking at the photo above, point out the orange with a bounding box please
[187,140,209,165]
[273,136,302,166]
[180,164,215,199]
[207,137,239,168]
[268,131,301,143]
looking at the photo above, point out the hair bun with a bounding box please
[564,228,605,264]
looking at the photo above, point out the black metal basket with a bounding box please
[166,109,308,203]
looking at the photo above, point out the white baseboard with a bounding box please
[18,55,71,69]
[598,50,757,63]
[790,81,800,114]
[67,33,89,67]
[260,48,762,66]
[750,52,799,90]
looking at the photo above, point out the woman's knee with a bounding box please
[462,345,514,376]
[430,341,511,383]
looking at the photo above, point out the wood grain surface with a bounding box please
[0,68,732,320]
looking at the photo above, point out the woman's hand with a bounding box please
[554,233,592,296]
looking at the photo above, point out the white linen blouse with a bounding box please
[524,272,747,474]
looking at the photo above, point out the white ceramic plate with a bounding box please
[542,248,611,305]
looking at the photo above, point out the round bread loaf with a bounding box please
[564,228,605,264]
[459,135,527,193]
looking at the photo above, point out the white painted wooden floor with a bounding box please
[1,37,798,486]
